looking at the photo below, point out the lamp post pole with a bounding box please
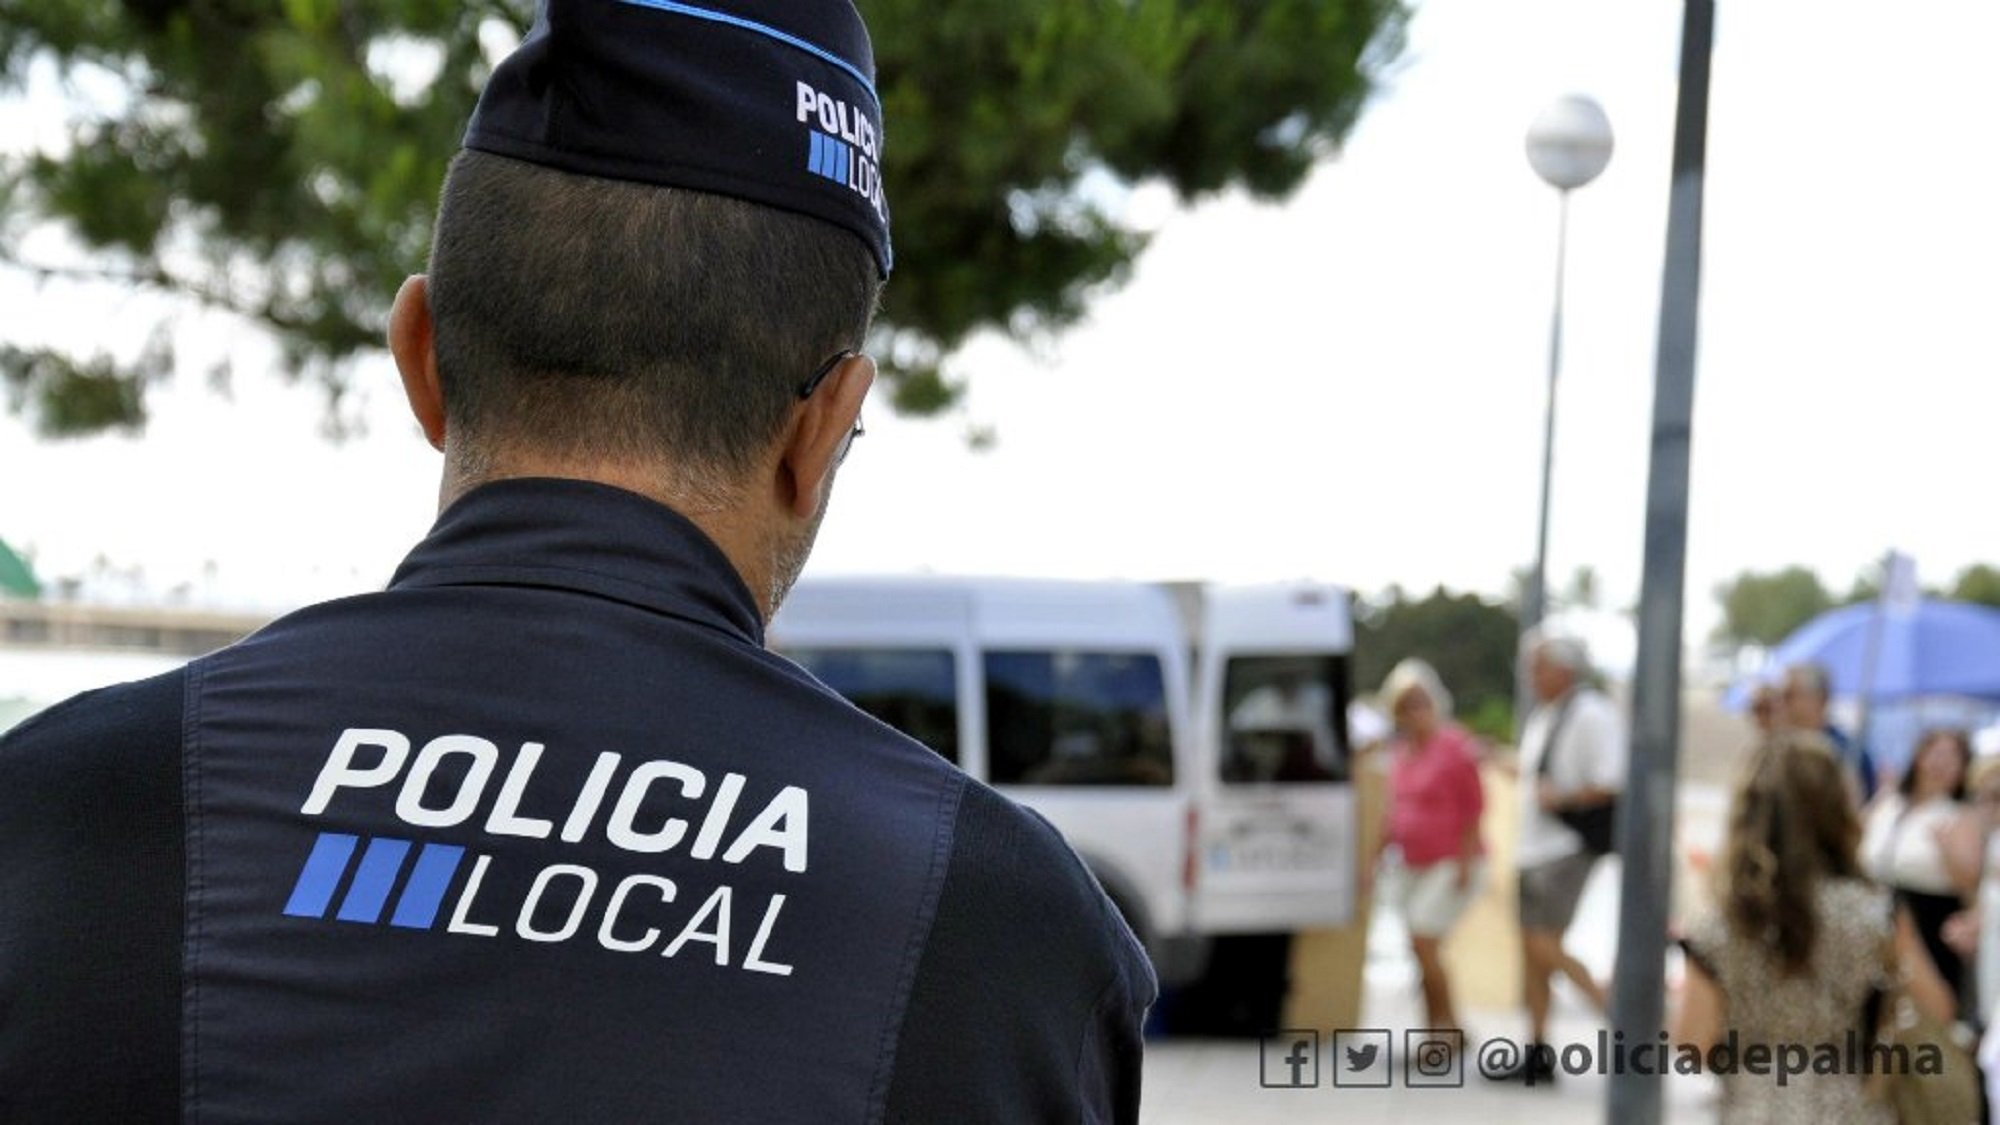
[1520,96,1613,717]
[1524,187,1575,642]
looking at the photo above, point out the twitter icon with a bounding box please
[1333,1029,1392,1088]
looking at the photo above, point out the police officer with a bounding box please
[0,2,1155,1120]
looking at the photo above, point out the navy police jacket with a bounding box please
[0,479,1154,1123]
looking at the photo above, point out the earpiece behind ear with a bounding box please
[782,353,874,519]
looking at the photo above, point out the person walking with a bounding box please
[1675,731,1956,1124]
[0,3,1154,1120]
[1784,661,1879,802]
[1368,658,1486,1037]
[1862,727,1975,1002]
[1492,633,1621,1084]
[1942,755,2000,1119]
[1748,683,1782,737]
[1942,755,2000,1023]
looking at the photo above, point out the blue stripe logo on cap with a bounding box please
[807,131,856,186]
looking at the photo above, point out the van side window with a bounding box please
[1221,655,1351,783]
[985,650,1174,787]
[783,647,960,764]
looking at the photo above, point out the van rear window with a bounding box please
[784,647,960,764]
[1221,655,1351,783]
[985,651,1174,787]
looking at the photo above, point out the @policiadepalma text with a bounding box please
[1476,1030,1956,1088]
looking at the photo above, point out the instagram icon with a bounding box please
[1403,1029,1465,1088]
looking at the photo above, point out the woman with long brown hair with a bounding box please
[1675,731,1955,1123]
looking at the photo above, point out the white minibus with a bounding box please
[768,576,1358,996]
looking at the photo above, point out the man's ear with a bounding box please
[389,275,446,451]
[780,353,875,519]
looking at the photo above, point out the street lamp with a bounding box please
[1521,95,1614,644]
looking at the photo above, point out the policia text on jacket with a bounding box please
[286,727,806,974]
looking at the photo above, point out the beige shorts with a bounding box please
[1395,858,1486,938]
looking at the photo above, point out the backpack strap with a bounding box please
[1533,691,1581,780]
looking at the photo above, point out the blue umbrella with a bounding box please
[1728,598,2000,707]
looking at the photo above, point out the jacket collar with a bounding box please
[388,477,763,645]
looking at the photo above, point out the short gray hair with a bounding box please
[1786,662,1832,702]
[1525,629,1592,676]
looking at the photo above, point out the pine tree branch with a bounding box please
[0,248,352,343]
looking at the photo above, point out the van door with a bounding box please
[1188,584,1358,932]
[970,582,1193,946]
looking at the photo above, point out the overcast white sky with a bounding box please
[2,0,1996,647]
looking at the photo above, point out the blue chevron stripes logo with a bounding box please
[283,832,466,930]
[806,131,853,187]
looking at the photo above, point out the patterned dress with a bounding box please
[1683,878,1895,1125]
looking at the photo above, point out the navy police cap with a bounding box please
[466,0,892,277]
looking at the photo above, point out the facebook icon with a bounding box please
[1260,1030,1321,1088]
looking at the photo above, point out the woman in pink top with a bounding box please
[1370,657,1487,1035]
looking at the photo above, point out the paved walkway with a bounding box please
[1139,778,1738,1123]
[1140,973,1718,1123]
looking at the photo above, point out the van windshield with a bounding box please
[783,647,959,764]
[1220,654,1350,783]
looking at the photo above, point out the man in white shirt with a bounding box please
[1496,634,1624,1084]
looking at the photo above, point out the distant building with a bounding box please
[0,594,271,735]
[1,600,267,656]
[0,538,276,733]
